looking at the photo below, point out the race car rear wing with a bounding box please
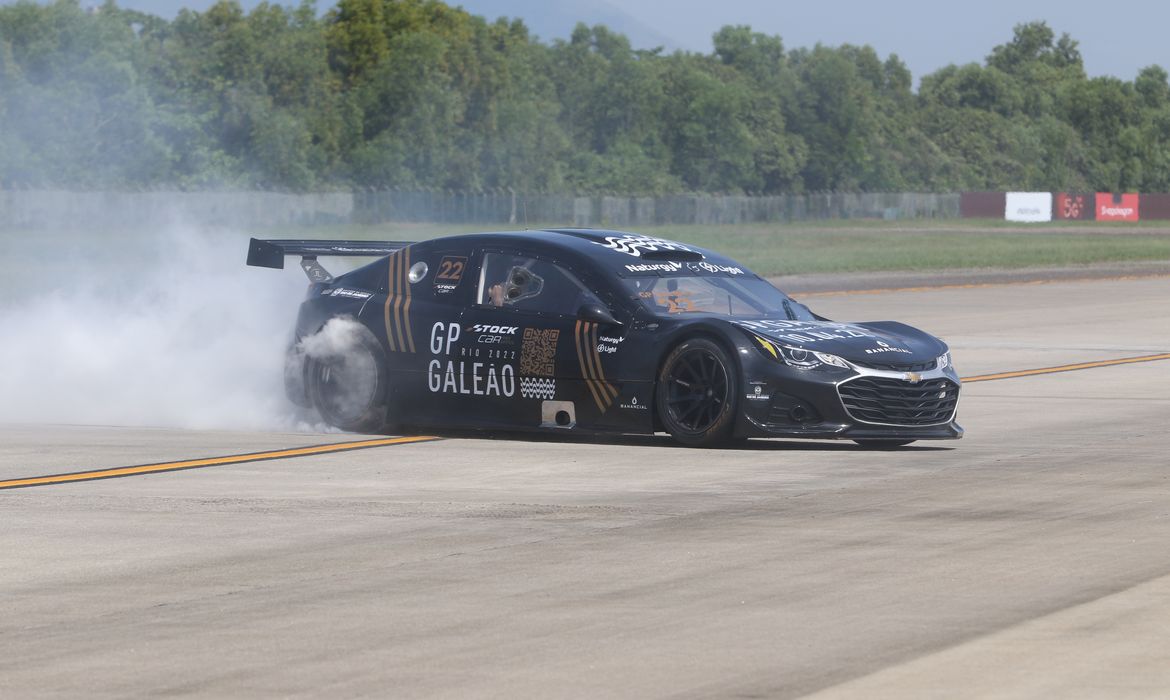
[247,238,413,282]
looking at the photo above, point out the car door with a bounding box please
[446,250,621,430]
[365,245,481,426]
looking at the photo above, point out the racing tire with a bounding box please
[656,337,739,447]
[305,322,390,434]
[852,439,916,449]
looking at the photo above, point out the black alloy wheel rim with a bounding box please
[665,348,729,434]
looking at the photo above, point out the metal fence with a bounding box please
[0,190,960,231]
[355,191,960,226]
[0,190,355,231]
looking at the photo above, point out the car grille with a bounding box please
[837,376,959,426]
[851,359,937,372]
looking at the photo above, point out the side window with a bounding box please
[478,253,601,316]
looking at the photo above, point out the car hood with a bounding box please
[735,318,947,364]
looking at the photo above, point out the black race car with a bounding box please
[248,230,962,447]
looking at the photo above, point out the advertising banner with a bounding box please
[1053,193,1090,220]
[1095,193,1140,221]
[1138,193,1170,220]
[960,192,1006,218]
[1005,192,1053,222]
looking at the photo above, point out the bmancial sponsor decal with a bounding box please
[619,395,648,411]
[864,340,913,355]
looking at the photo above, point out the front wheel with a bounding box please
[305,321,390,433]
[656,338,739,447]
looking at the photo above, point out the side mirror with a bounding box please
[577,303,622,327]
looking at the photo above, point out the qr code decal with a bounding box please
[520,328,560,377]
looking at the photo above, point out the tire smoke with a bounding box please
[0,226,329,431]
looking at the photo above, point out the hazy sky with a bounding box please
[13,0,1165,81]
[610,0,1164,81]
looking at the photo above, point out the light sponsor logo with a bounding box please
[688,261,745,276]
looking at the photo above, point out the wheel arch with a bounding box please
[650,324,745,434]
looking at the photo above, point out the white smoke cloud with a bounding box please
[0,226,335,431]
[299,316,368,360]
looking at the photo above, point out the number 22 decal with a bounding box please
[436,256,467,281]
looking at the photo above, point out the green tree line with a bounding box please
[2,0,1169,193]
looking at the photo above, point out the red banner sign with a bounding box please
[1095,193,1140,221]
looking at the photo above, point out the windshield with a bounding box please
[623,276,817,320]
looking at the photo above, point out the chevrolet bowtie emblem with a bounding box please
[905,372,922,383]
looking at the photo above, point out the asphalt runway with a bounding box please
[2,276,1169,698]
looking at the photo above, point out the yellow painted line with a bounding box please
[963,353,1170,383]
[0,435,439,491]
[794,273,1170,298]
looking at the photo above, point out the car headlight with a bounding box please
[937,351,952,370]
[753,335,850,370]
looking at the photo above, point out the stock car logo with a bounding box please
[594,234,696,258]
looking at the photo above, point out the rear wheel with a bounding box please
[656,338,738,447]
[853,439,916,449]
[305,322,390,433]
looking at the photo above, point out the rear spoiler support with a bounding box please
[247,238,414,282]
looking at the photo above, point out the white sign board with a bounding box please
[1005,192,1053,222]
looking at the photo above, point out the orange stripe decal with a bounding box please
[575,321,607,412]
[384,252,398,353]
[589,323,618,401]
[392,251,406,352]
[402,247,416,353]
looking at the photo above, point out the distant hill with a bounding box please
[439,0,680,50]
